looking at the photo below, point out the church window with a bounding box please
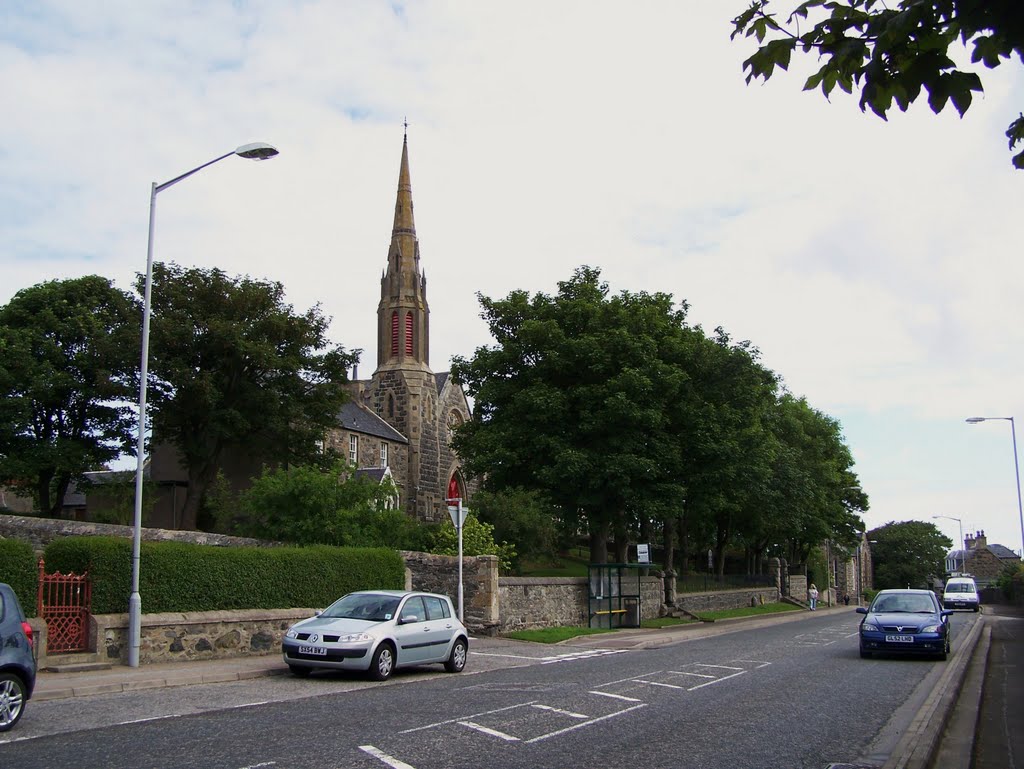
[380,442,388,468]
[405,312,414,355]
[447,474,461,502]
[391,312,399,356]
[349,434,359,464]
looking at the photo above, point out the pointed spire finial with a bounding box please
[403,116,409,141]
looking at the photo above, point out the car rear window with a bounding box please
[422,595,449,620]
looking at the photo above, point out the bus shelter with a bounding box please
[588,563,644,629]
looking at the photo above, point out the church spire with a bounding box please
[376,129,430,371]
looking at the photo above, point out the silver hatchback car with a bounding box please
[282,590,469,680]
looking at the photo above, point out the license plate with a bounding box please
[885,635,914,643]
[299,645,326,656]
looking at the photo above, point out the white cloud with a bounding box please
[2,1,1022,554]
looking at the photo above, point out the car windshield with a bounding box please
[946,584,974,593]
[321,593,401,621]
[871,595,937,613]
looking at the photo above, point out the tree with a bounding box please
[472,487,561,571]
[142,263,359,529]
[451,266,692,563]
[212,461,427,549]
[0,276,139,515]
[869,520,952,589]
[731,1,1024,169]
[429,512,517,572]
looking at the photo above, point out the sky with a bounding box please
[2,1,1023,557]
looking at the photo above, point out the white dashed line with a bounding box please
[589,690,644,702]
[459,721,520,741]
[525,704,648,744]
[358,745,418,769]
[635,679,685,689]
[531,704,589,719]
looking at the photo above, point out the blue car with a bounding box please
[0,583,37,732]
[857,588,952,660]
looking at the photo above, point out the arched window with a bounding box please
[390,312,399,356]
[405,312,414,355]
[447,474,461,502]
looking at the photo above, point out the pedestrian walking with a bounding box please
[808,583,819,610]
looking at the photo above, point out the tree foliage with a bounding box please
[0,276,139,514]
[142,263,359,529]
[869,519,952,589]
[429,512,517,572]
[472,487,562,570]
[731,1,1024,169]
[209,461,427,549]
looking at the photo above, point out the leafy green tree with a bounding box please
[451,266,691,564]
[869,520,952,589]
[731,1,1024,169]
[429,512,517,572]
[0,276,139,515]
[472,487,561,571]
[142,263,359,529]
[214,461,426,549]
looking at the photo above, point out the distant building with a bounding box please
[944,530,1022,587]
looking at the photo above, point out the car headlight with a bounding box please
[861,623,880,633]
[340,632,374,643]
[285,629,298,639]
[921,623,943,633]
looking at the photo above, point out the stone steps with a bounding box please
[41,651,113,673]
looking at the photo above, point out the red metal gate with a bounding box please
[36,558,92,653]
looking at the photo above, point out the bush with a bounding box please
[430,513,516,571]
[43,536,405,614]
[0,538,38,611]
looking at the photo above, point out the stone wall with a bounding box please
[95,608,313,665]
[401,550,499,633]
[498,576,665,633]
[674,587,781,614]
[0,513,276,552]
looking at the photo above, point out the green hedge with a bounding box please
[43,536,405,614]
[0,538,38,612]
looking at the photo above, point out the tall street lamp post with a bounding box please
[966,416,1024,559]
[932,515,965,575]
[130,143,279,668]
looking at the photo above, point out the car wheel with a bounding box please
[444,637,467,673]
[0,672,27,732]
[369,642,395,681]
[288,664,312,678]
[859,649,872,659]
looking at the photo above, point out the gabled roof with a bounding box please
[988,544,1021,560]
[338,401,408,443]
[355,466,392,484]
[435,372,449,393]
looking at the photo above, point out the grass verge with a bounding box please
[692,602,802,621]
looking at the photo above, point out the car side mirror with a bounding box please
[400,613,420,624]
[856,607,868,614]
[940,610,954,619]
[314,610,322,617]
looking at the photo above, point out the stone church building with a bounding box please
[325,134,476,523]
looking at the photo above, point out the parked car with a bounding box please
[857,588,952,660]
[942,576,980,612]
[0,583,37,732]
[282,590,469,680]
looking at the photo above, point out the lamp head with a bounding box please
[235,142,279,161]
[965,417,986,424]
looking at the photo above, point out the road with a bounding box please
[0,610,981,769]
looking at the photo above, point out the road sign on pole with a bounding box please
[446,497,466,621]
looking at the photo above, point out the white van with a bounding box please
[942,576,980,611]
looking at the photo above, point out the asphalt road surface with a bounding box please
[0,610,981,769]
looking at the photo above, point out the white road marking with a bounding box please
[589,690,643,702]
[399,702,537,733]
[732,660,772,668]
[531,704,589,719]
[358,745,418,769]
[687,670,747,691]
[525,704,648,743]
[592,670,664,687]
[692,664,744,671]
[459,721,520,741]
[238,763,276,769]
[635,679,685,689]
[668,670,716,679]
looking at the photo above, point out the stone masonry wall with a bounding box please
[498,576,665,633]
[92,608,314,665]
[673,587,781,614]
[0,513,277,552]
[400,550,499,634]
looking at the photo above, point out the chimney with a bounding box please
[964,532,975,550]
[974,530,987,548]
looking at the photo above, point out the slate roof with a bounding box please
[435,372,449,393]
[988,544,1021,560]
[338,401,408,443]
[355,467,390,483]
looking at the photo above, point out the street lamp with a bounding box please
[129,142,279,668]
[965,416,1024,559]
[932,515,965,575]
